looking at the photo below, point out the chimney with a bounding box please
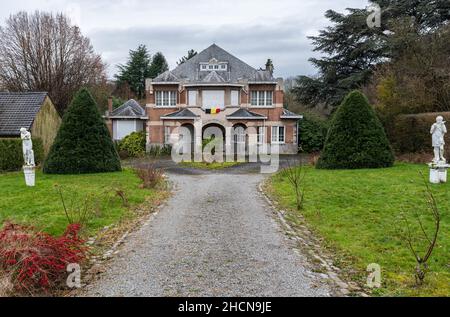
[107,96,113,114]
[265,59,274,76]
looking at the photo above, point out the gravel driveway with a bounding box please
[83,172,332,297]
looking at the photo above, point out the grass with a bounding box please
[0,169,166,237]
[267,163,449,297]
[179,161,241,170]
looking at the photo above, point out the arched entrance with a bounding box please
[202,123,226,157]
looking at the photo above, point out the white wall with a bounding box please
[202,90,225,109]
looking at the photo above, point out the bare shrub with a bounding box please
[281,159,307,211]
[135,164,164,189]
[55,184,97,228]
[399,173,441,286]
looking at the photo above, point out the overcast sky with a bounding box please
[0,0,369,79]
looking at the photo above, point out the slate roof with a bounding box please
[280,109,303,119]
[153,44,276,85]
[110,99,146,118]
[226,108,268,120]
[160,109,200,120]
[0,92,48,136]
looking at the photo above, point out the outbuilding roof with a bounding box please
[110,99,146,118]
[0,92,48,136]
[280,109,303,119]
[160,109,200,120]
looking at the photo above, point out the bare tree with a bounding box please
[281,159,307,211]
[400,173,441,286]
[0,11,106,114]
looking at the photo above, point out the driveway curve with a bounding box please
[83,172,331,297]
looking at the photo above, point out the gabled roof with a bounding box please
[154,71,180,83]
[202,71,227,83]
[281,109,303,119]
[153,44,276,84]
[110,99,146,118]
[0,92,48,136]
[226,108,268,120]
[160,108,200,120]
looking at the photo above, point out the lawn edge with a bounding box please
[259,179,370,297]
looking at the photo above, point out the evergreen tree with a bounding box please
[149,52,169,78]
[115,45,152,99]
[177,49,198,65]
[317,90,394,169]
[43,88,121,174]
[294,0,450,110]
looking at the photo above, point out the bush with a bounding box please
[0,223,87,295]
[117,131,146,158]
[0,138,44,172]
[148,145,172,157]
[43,88,121,174]
[298,113,329,153]
[391,112,450,157]
[317,90,395,169]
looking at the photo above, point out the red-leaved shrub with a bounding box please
[0,223,87,295]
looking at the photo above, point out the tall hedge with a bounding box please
[298,113,329,153]
[43,88,121,174]
[317,90,394,169]
[0,138,44,172]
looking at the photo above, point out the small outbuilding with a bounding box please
[105,99,148,141]
[0,92,61,154]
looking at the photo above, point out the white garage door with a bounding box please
[114,120,138,140]
[202,90,225,109]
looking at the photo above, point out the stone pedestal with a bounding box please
[23,166,35,187]
[428,162,449,184]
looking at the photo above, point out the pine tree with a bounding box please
[149,52,169,78]
[115,45,152,99]
[43,88,121,174]
[317,90,394,169]
[177,49,198,65]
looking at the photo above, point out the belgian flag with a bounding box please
[206,108,221,114]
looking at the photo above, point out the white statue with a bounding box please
[430,116,447,164]
[20,128,35,167]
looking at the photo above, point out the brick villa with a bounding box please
[108,44,302,155]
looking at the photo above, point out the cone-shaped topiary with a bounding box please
[317,90,394,169]
[43,88,121,174]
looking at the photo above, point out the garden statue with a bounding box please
[20,128,35,187]
[430,116,447,164]
[20,128,35,166]
[428,116,449,184]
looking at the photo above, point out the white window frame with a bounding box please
[156,91,177,107]
[164,126,171,144]
[188,90,197,106]
[231,90,240,106]
[271,126,285,144]
[257,126,266,144]
[250,91,274,107]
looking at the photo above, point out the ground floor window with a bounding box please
[271,126,285,144]
[257,126,266,144]
[164,126,171,144]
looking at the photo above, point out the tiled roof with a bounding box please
[110,99,145,118]
[281,109,303,119]
[0,92,48,136]
[160,109,200,120]
[154,44,276,84]
[202,71,227,83]
[226,108,268,120]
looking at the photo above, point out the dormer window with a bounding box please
[200,60,228,72]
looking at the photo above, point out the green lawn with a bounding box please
[179,161,241,170]
[0,169,164,237]
[267,163,449,297]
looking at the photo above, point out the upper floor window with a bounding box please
[156,91,177,107]
[251,91,273,106]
